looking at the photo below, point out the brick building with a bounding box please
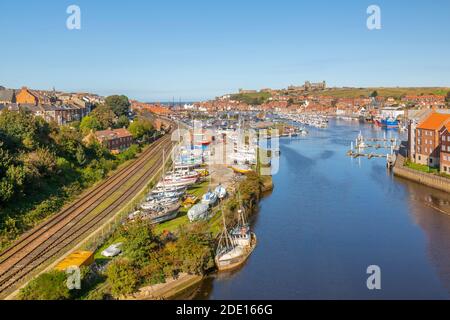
[414,113,450,167]
[95,128,133,153]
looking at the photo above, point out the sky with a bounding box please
[1,0,450,101]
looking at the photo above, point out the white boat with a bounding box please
[214,185,227,199]
[201,191,218,207]
[152,185,187,194]
[158,176,198,188]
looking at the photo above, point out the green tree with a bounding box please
[19,271,71,300]
[128,118,154,141]
[370,90,379,98]
[90,104,116,130]
[121,219,160,266]
[23,148,57,179]
[79,115,102,135]
[106,259,139,297]
[105,95,131,117]
[117,115,130,129]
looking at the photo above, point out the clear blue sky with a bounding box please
[1,0,449,101]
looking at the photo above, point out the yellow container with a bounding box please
[55,251,94,271]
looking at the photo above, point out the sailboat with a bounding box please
[215,203,257,272]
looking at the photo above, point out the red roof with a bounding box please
[417,113,450,130]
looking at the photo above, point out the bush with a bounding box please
[106,259,139,297]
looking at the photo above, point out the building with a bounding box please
[0,88,15,104]
[414,113,450,167]
[440,124,450,173]
[95,128,133,153]
[16,87,40,105]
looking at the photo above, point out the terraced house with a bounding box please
[414,113,450,168]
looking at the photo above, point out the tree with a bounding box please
[106,259,139,297]
[128,118,154,141]
[121,219,160,266]
[105,95,131,117]
[117,115,130,129]
[79,115,102,135]
[446,91,450,105]
[370,90,379,98]
[19,271,71,300]
[23,148,57,178]
[90,105,116,130]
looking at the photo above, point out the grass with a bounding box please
[405,161,439,174]
[308,87,450,99]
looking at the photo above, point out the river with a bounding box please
[191,119,450,300]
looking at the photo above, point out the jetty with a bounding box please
[347,132,398,168]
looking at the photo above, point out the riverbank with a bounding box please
[394,153,450,195]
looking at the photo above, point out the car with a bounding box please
[101,243,123,258]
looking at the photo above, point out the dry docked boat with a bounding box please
[144,202,180,224]
[152,185,187,194]
[231,164,253,174]
[187,203,210,222]
[214,184,227,199]
[201,190,218,207]
[215,208,257,272]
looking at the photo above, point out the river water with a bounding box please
[191,119,450,300]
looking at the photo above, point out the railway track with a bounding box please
[0,133,174,298]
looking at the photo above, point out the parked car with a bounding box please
[101,243,123,258]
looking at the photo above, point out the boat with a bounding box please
[374,116,399,129]
[147,190,185,200]
[230,203,253,247]
[231,164,253,174]
[145,203,180,224]
[152,185,187,194]
[214,184,227,199]
[187,203,210,222]
[140,197,179,211]
[381,117,399,129]
[215,210,257,272]
[201,190,218,207]
[157,176,198,188]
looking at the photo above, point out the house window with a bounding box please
[445,166,448,172]
[418,156,422,161]
[430,158,433,164]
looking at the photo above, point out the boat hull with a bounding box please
[215,234,257,272]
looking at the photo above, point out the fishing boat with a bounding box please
[374,116,399,129]
[215,212,257,272]
[230,201,253,247]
